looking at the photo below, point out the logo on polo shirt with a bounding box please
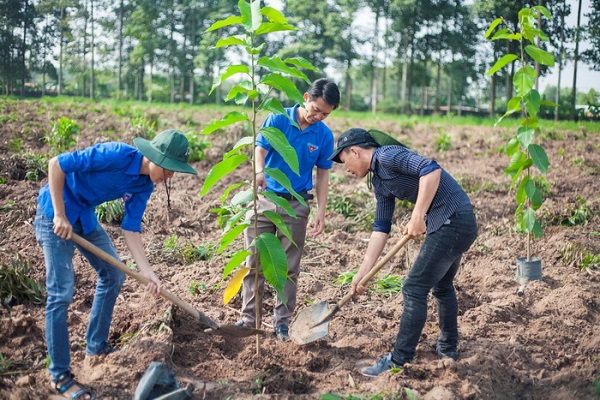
[308,143,318,152]
[124,193,132,202]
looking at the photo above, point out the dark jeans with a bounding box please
[391,206,478,364]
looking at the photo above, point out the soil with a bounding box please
[0,99,599,400]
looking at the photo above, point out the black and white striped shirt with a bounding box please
[371,146,471,234]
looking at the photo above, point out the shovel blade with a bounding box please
[289,301,330,344]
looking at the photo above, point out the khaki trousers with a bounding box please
[240,195,310,328]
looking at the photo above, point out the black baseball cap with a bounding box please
[329,128,379,163]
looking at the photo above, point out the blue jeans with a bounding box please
[391,206,478,364]
[34,206,125,381]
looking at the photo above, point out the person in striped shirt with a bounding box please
[329,128,478,377]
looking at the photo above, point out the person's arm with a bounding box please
[310,167,328,237]
[351,231,389,295]
[48,157,73,239]
[122,229,161,296]
[255,146,267,191]
[404,169,441,238]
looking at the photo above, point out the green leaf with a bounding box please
[225,136,254,158]
[261,191,296,217]
[523,207,536,232]
[505,136,520,156]
[263,167,307,207]
[532,219,543,238]
[533,5,552,20]
[485,18,503,38]
[486,54,518,76]
[200,154,249,196]
[220,181,247,203]
[493,32,522,41]
[261,6,287,23]
[230,188,254,206]
[258,98,300,130]
[525,45,555,66]
[239,0,261,32]
[524,89,541,117]
[260,73,305,104]
[514,70,534,97]
[206,16,243,32]
[491,28,509,40]
[506,96,522,114]
[256,22,297,36]
[263,210,296,246]
[201,111,249,135]
[541,99,559,107]
[517,127,535,149]
[284,57,318,71]
[257,232,288,306]
[224,207,249,232]
[258,56,310,83]
[215,35,247,48]
[222,250,252,279]
[525,179,543,209]
[210,65,250,94]
[516,176,529,205]
[218,223,249,254]
[529,144,549,174]
[259,127,300,174]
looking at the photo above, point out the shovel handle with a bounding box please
[313,235,411,327]
[71,233,219,330]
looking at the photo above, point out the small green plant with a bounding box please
[0,253,46,310]
[189,282,209,296]
[335,271,356,286]
[373,274,404,296]
[22,152,49,182]
[183,243,217,263]
[561,242,600,272]
[0,353,10,373]
[45,116,80,155]
[131,116,156,139]
[0,201,16,211]
[561,196,591,226]
[163,234,179,252]
[435,131,452,152]
[95,199,125,224]
[185,131,211,162]
[485,6,553,260]
[8,138,23,153]
[328,194,356,219]
[593,377,600,396]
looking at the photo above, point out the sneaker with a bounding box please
[274,324,290,342]
[235,319,251,328]
[435,343,459,361]
[361,353,401,377]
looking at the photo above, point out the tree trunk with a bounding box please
[434,59,441,113]
[82,0,88,97]
[117,0,124,99]
[344,59,352,111]
[490,74,496,117]
[20,0,29,97]
[570,0,582,121]
[400,30,408,114]
[555,0,565,122]
[90,0,95,99]
[371,7,380,114]
[58,7,64,95]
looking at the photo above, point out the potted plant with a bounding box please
[485,6,554,290]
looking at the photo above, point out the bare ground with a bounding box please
[0,98,599,399]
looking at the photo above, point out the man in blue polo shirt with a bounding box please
[237,78,340,341]
[34,129,197,400]
[329,128,478,376]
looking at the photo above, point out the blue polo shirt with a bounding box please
[371,146,471,235]
[37,142,154,234]
[256,104,334,193]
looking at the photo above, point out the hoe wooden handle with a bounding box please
[71,233,219,330]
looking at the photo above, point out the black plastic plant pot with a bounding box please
[516,257,542,284]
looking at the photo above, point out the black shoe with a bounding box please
[274,324,290,342]
[435,343,459,361]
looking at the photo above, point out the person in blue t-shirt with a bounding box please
[329,128,478,377]
[237,78,340,342]
[34,129,197,400]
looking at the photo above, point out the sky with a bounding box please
[538,0,599,94]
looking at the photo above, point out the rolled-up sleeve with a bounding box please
[121,185,153,232]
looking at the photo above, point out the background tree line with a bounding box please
[1,0,598,120]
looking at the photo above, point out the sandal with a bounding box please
[53,372,96,400]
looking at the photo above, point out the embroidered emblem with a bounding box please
[124,193,132,201]
[308,143,318,152]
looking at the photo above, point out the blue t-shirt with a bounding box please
[371,146,471,234]
[256,104,334,193]
[37,142,154,234]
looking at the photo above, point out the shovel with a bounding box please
[290,235,410,344]
[71,233,264,338]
